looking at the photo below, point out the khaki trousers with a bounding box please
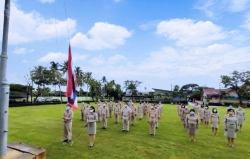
[149,118,156,135]
[123,117,129,131]
[115,114,119,123]
[64,122,72,140]
[102,115,107,128]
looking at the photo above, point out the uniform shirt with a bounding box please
[138,104,143,113]
[109,102,113,111]
[81,105,85,112]
[101,106,108,115]
[211,113,220,122]
[130,105,136,114]
[98,106,102,114]
[85,106,90,114]
[186,115,198,125]
[236,109,245,119]
[63,110,74,122]
[121,107,131,117]
[148,109,158,119]
[114,106,120,114]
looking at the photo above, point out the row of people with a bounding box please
[177,103,246,147]
[62,101,163,147]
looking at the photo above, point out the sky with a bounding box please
[1,0,250,92]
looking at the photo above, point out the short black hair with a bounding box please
[190,109,195,113]
[90,106,95,112]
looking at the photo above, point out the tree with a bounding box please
[173,85,179,92]
[123,80,142,96]
[148,92,154,101]
[179,84,199,101]
[84,72,92,96]
[221,70,250,105]
[60,60,68,75]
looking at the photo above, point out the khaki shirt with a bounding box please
[101,106,109,115]
[148,109,158,121]
[114,106,120,114]
[63,110,74,122]
[121,107,131,117]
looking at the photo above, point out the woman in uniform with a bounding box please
[185,109,199,142]
[210,108,220,135]
[236,106,245,132]
[182,105,190,131]
[179,104,185,124]
[224,108,238,147]
[86,106,98,147]
[204,106,211,127]
[199,105,205,124]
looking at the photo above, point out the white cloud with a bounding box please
[13,48,34,54]
[241,13,250,30]
[139,20,161,30]
[156,19,227,46]
[39,0,55,3]
[89,54,126,66]
[108,54,126,64]
[38,52,87,62]
[70,22,132,50]
[89,55,105,65]
[194,0,250,17]
[226,0,250,12]
[83,44,250,79]
[0,1,76,45]
[194,0,216,18]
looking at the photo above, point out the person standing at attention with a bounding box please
[224,108,238,147]
[121,104,131,132]
[204,105,211,127]
[199,104,205,124]
[81,102,85,121]
[236,106,245,132]
[185,109,199,142]
[182,105,190,131]
[108,101,113,118]
[138,102,143,120]
[62,104,74,143]
[114,103,120,123]
[148,104,158,136]
[130,103,137,126]
[210,108,220,135]
[86,106,98,147]
[101,104,109,129]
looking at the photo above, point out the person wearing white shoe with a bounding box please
[224,108,238,147]
[185,109,199,142]
[236,106,245,132]
[210,108,220,135]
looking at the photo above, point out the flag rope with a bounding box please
[63,0,71,42]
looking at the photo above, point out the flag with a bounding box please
[65,44,78,110]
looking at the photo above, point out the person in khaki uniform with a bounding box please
[97,104,102,122]
[108,101,113,118]
[84,103,90,121]
[62,105,74,143]
[121,105,131,132]
[154,105,161,129]
[81,102,85,121]
[101,104,109,129]
[138,102,143,120]
[114,103,120,123]
[148,104,158,136]
[130,103,137,126]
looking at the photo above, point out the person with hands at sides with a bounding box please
[224,108,238,147]
[62,104,74,143]
[121,104,131,132]
[185,109,199,142]
[210,108,220,135]
[148,104,158,136]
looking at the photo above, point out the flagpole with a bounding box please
[0,0,11,158]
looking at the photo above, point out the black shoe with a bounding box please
[102,127,105,129]
[67,140,71,143]
[126,130,129,132]
[122,130,125,132]
[156,127,158,129]
[62,139,68,143]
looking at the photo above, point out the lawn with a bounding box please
[8,104,250,159]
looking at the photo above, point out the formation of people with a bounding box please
[62,101,246,148]
[177,103,246,147]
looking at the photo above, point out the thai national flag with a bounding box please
[65,44,78,110]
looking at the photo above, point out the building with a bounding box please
[201,88,249,105]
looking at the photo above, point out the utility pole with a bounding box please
[0,0,11,158]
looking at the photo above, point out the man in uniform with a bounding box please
[130,103,137,125]
[81,102,85,121]
[97,103,102,122]
[148,104,158,136]
[155,104,161,129]
[138,102,143,120]
[121,104,131,132]
[62,104,74,143]
[84,103,90,121]
[101,104,109,129]
[114,103,120,123]
[109,101,113,118]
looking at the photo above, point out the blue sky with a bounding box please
[1,0,250,92]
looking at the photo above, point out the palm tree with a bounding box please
[74,66,84,96]
[106,80,115,100]
[84,72,92,96]
[60,60,68,75]
[100,76,107,96]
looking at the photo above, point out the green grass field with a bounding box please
[8,104,250,159]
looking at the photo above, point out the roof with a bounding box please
[152,88,172,92]
[203,88,232,96]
